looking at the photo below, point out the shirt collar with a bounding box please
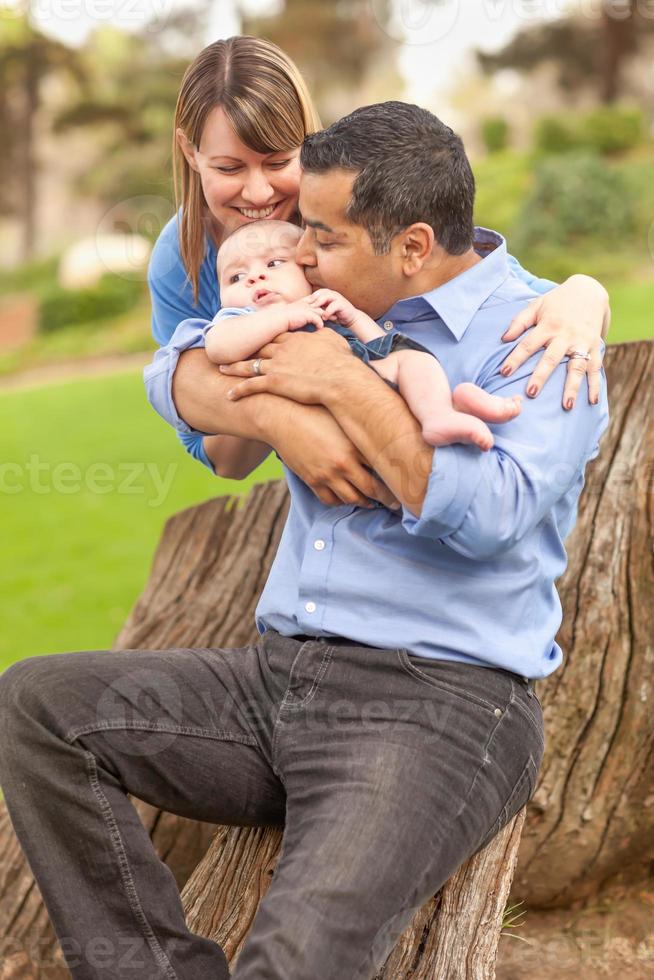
[382,227,511,342]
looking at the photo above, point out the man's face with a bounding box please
[295,170,402,319]
[218,222,313,309]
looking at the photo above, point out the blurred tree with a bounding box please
[477,1,647,105]
[0,8,84,260]
[240,0,399,121]
[52,7,211,222]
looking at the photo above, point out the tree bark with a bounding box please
[1,340,652,976]
[510,338,654,908]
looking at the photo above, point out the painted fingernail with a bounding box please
[591,396,598,405]
[527,384,538,397]
[565,397,574,410]
[500,365,512,376]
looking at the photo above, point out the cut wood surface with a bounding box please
[1,340,651,978]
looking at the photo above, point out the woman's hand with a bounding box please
[498,274,609,410]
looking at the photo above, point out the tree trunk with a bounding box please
[1,340,652,976]
[510,338,654,908]
[601,3,636,104]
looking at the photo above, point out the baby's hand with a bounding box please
[284,300,325,332]
[308,288,358,328]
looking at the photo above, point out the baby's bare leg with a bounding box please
[382,351,521,451]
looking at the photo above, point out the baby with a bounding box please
[206,220,522,451]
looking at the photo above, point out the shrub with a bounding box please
[0,255,59,299]
[481,116,510,154]
[512,152,636,254]
[580,106,645,156]
[39,274,142,333]
[534,106,647,157]
[534,115,578,154]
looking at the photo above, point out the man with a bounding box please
[0,103,608,980]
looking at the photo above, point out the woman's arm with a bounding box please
[203,433,272,479]
[147,224,270,478]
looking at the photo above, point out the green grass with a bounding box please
[0,369,282,671]
[606,281,654,343]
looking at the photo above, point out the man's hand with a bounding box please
[218,328,356,405]
[271,399,401,509]
[172,347,399,510]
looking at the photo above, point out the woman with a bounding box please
[147,35,609,496]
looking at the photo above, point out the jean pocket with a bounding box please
[396,649,508,714]
[512,688,546,756]
[473,752,540,856]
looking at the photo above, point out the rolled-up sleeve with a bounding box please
[143,318,213,433]
[401,354,609,559]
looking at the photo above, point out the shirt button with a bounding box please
[383,320,393,331]
[313,539,326,551]
[305,601,317,613]
[494,707,502,717]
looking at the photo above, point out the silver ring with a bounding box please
[569,350,591,361]
[252,358,263,376]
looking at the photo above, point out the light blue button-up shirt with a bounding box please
[144,229,609,679]
[146,213,557,470]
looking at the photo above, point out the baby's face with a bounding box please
[218,222,313,309]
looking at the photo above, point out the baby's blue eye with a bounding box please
[229,272,246,284]
[268,259,285,267]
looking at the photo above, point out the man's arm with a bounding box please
[173,349,401,509]
[323,352,609,559]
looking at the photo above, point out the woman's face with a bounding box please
[178,106,302,242]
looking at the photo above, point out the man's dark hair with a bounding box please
[300,101,475,256]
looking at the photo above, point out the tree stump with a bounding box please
[1,340,652,978]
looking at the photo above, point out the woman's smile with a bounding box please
[231,200,288,221]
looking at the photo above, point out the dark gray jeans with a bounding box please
[0,630,545,980]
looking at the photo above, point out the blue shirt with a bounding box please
[146,214,557,471]
[144,228,609,679]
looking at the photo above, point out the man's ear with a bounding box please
[399,223,435,276]
[176,127,200,173]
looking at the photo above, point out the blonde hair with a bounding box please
[173,36,322,303]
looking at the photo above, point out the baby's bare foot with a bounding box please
[421,414,493,452]
[452,382,522,423]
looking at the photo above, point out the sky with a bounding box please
[8,0,576,105]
